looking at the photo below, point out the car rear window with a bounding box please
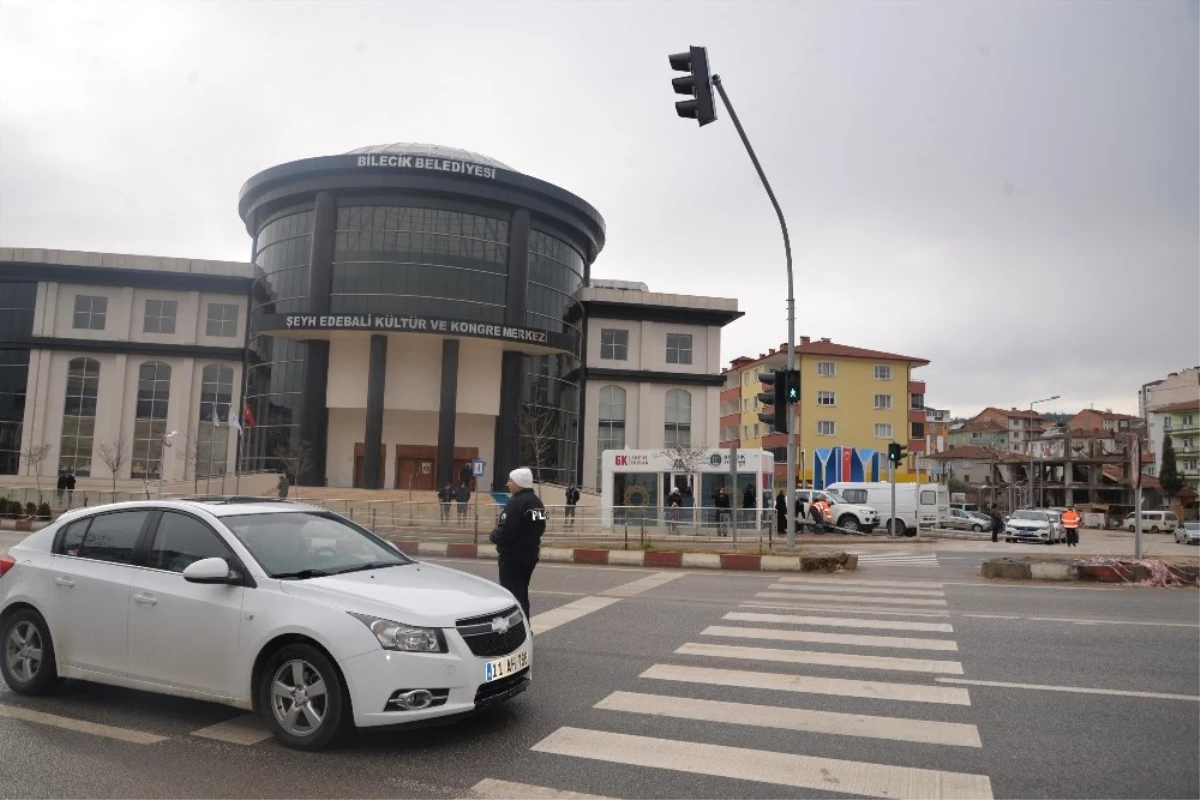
[76,511,149,565]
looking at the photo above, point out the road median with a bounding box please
[388,538,859,573]
[981,555,1199,587]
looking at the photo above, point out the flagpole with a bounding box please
[220,404,227,496]
[206,404,215,494]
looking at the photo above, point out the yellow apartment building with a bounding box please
[720,337,930,489]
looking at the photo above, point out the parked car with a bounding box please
[794,490,881,534]
[1175,521,1200,545]
[941,508,989,532]
[825,482,948,535]
[1005,509,1065,544]
[0,499,532,750]
[1122,510,1179,533]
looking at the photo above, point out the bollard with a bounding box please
[640,515,646,547]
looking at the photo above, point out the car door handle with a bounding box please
[133,593,158,606]
[55,576,75,588]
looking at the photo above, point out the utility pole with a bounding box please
[1027,395,1060,508]
[669,48,796,543]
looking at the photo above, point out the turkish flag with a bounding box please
[842,448,852,481]
[243,402,257,429]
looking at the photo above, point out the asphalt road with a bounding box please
[0,543,1196,799]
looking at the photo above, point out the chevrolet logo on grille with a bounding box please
[490,616,511,634]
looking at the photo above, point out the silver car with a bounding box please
[1176,521,1200,545]
[942,508,989,532]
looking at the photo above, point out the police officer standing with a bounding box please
[489,468,546,619]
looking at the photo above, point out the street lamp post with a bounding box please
[1027,396,1059,509]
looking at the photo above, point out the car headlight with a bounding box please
[349,613,447,653]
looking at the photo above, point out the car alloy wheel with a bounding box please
[839,517,860,533]
[972,524,983,532]
[5,621,43,683]
[271,659,329,738]
[0,610,60,696]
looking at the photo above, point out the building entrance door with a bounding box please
[353,444,386,489]
[397,458,436,491]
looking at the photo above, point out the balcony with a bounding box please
[908,409,926,423]
[720,386,741,403]
[908,381,926,394]
[719,413,740,429]
[762,432,788,450]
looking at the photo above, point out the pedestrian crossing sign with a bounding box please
[472,459,486,477]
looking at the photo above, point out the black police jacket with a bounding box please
[489,488,547,558]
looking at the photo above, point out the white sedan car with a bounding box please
[0,500,531,750]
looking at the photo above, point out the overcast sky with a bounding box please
[2,0,1196,418]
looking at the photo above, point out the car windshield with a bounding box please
[221,511,412,579]
[1012,510,1050,522]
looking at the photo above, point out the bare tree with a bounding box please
[97,433,130,494]
[173,426,203,494]
[272,439,315,499]
[654,440,712,475]
[518,405,558,493]
[20,442,52,490]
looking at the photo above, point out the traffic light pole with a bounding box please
[711,73,798,546]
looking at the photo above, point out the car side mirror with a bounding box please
[183,557,233,584]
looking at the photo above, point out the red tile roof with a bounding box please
[979,407,1047,420]
[1157,399,1200,413]
[724,339,929,372]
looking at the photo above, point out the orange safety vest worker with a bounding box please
[813,500,833,522]
[1062,510,1081,529]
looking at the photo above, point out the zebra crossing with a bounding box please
[851,549,941,568]
[471,576,993,799]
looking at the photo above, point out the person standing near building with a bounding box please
[1063,506,1081,547]
[564,483,581,529]
[666,487,682,533]
[65,472,76,506]
[775,490,787,535]
[55,470,67,506]
[437,483,454,525]
[742,483,757,530]
[489,468,546,619]
[989,504,1004,543]
[455,481,471,524]
[714,486,732,536]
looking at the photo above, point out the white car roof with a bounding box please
[57,499,326,519]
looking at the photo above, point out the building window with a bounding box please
[817,361,835,377]
[206,303,240,338]
[197,364,234,478]
[817,420,836,436]
[743,372,751,385]
[874,394,893,410]
[666,333,693,365]
[143,299,178,335]
[912,422,925,439]
[132,361,172,479]
[1182,436,1196,449]
[875,423,893,439]
[754,423,760,437]
[911,393,924,410]
[874,365,892,380]
[59,357,100,476]
[742,398,749,412]
[596,386,626,490]
[1185,459,1198,471]
[600,329,629,361]
[742,425,749,440]
[664,389,691,448]
[0,349,29,475]
[817,391,836,406]
[1163,416,1172,429]
[1184,415,1195,426]
[72,295,108,331]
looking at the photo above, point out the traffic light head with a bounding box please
[887,442,909,466]
[785,369,800,403]
[755,370,788,434]
[668,46,717,126]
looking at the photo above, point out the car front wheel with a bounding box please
[260,643,351,751]
[972,524,983,532]
[1,609,61,696]
[838,516,860,533]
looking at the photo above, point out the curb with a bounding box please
[391,540,858,573]
[982,557,1198,586]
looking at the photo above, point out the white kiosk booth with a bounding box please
[599,448,775,532]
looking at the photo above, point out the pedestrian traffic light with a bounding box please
[785,369,800,403]
[668,46,717,127]
[887,443,909,466]
[756,369,788,434]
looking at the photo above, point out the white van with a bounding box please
[826,482,948,537]
[1122,511,1179,533]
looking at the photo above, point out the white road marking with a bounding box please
[725,611,954,633]
[642,663,972,705]
[0,704,166,744]
[677,642,964,674]
[596,690,982,747]
[703,625,958,652]
[777,577,945,589]
[190,713,272,745]
[530,596,621,635]
[741,602,950,618]
[852,552,941,568]
[936,677,1200,702]
[755,591,947,607]
[767,583,945,597]
[599,571,683,598]
[532,727,993,799]
[962,613,1200,628]
[469,778,613,799]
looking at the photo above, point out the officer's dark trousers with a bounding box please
[499,556,538,619]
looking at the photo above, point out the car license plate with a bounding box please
[484,649,529,683]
